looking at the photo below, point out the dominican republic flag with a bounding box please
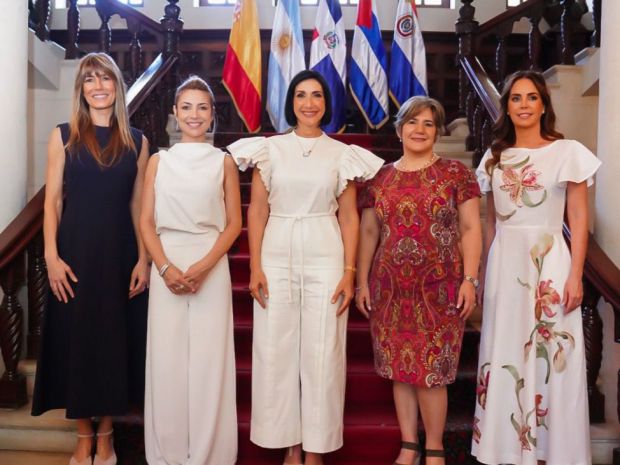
[389,0,427,107]
[350,0,388,129]
[222,0,262,133]
[267,0,305,133]
[310,0,347,133]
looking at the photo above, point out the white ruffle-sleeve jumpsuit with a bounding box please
[228,132,383,453]
[144,143,237,465]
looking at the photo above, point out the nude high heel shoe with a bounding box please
[69,433,94,465]
[283,446,303,465]
[93,430,117,465]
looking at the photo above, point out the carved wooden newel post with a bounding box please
[581,279,605,422]
[160,0,184,147]
[27,232,48,359]
[65,0,81,59]
[455,0,478,117]
[0,253,28,408]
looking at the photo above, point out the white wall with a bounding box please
[49,0,527,33]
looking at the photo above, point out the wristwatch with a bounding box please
[463,275,479,288]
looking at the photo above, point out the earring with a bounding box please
[542,109,546,114]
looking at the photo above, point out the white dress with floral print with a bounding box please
[471,140,601,465]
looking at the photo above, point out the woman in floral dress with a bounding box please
[356,96,482,465]
[471,70,601,465]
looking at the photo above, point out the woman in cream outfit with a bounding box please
[140,76,241,465]
[228,70,383,465]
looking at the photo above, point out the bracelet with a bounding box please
[355,284,368,290]
[344,265,357,272]
[463,274,480,288]
[158,262,171,277]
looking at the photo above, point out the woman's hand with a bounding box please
[46,256,78,303]
[129,259,150,298]
[332,272,355,316]
[457,280,476,320]
[249,267,269,309]
[163,264,194,295]
[355,284,371,319]
[562,273,583,313]
[183,261,212,294]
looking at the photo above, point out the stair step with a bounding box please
[0,450,72,465]
[0,401,75,453]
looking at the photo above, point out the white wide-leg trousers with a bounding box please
[145,232,237,465]
[250,265,348,453]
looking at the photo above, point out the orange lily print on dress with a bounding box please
[495,156,548,220]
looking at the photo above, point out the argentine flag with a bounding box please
[310,0,347,133]
[389,0,427,107]
[350,0,388,129]
[267,0,305,133]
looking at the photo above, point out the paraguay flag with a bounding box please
[389,0,427,107]
[310,0,347,133]
[350,0,388,129]
[267,0,305,133]
[222,0,262,133]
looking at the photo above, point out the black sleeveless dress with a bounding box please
[32,123,148,419]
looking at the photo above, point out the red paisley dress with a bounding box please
[360,159,480,387]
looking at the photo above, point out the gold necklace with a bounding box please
[293,130,322,157]
[395,153,438,172]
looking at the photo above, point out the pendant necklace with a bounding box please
[294,130,322,157]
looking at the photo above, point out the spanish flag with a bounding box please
[222,0,262,133]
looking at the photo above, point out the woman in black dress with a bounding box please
[32,52,149,465]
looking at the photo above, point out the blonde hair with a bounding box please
[394,96,445,141]
[66,52,136,167]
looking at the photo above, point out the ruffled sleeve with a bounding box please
[226,137,272,192]
[337,145,384,197]
[557,140,601,187]
[475,149,494,193]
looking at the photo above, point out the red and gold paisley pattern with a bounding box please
[359,160,480,387]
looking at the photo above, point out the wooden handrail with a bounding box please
[96,0,164,37]
[127,54,178,116]
[477,0,544,38]
[459,56,500,122]
[0,190,45,271]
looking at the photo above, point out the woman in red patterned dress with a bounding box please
[355,96,482,465]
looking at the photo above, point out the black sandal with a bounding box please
[425,449,445,463]
[393,441,421,465]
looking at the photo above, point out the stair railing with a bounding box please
[456,0,601,168]
[456,23,619,427]
[0,0,183,408]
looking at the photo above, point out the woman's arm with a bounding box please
[457,196,482,319]
[334,183,359,315]
[247,167,271,308]
[563,180,588,312]
[355,207,380,318]
[184,156,242,288]
[44,127,77,303]
[139,155,193,294]
[128,135,150,297]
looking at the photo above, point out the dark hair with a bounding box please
[394,96,445,142]
[284,70,332,127]
[174,75,217,132]
[487,70,563,175]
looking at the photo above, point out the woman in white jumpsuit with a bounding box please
[140,76,241,465]
[228,70,383,465]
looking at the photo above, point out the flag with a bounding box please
[267,0,305,133]
[310,0,347,133]
[350,0,388,129]
[222,0,262,133]
[389,0,427,107]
